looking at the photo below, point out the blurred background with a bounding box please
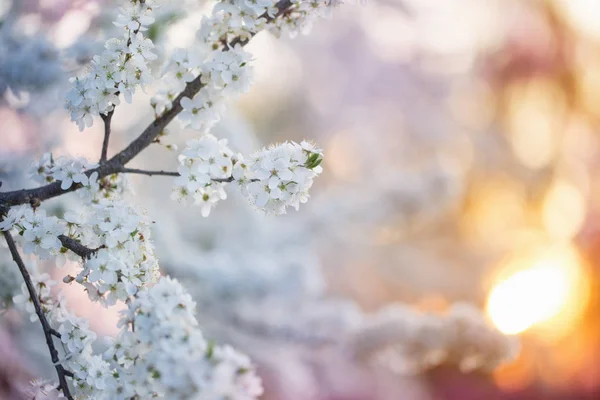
[1,0,600,399]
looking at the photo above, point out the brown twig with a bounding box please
[118,168,234,182]
[99,110,115,163]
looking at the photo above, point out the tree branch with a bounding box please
[118,168,234,182]
[119,168,179,177]
[2,230,74,400]
[0,0,294,208]
[58,235,102,259]
[99,110,114,163]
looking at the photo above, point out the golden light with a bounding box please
[506,79,565,170]
[542,180,586,240]
[486,246,588,337]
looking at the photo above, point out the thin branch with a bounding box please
[99,110,114,163]
[119,168,179,177]
[118,168,234,182]
[2,230,74,400]
[0,0,294,209]
[58,235,102,259]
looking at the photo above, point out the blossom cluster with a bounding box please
[12,272,101,393]
[99,277,263,399]
[152,44,253,132]
[198,0,278,47]
[28,152,99,197]
[25,151,129,202]
[66,0,158,131]
[154,0,341,131]
[171,134,232,216]
[240,140,324,214]
[172,135,324,215]
[0,199,159,304]
[67,200,161,305]
[151,0,286,123]
[0,206,64,260]
[2,204,263,399]
[11,272,263,399]
[269,0,338,38]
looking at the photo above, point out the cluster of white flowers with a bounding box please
[63,200,160,305]
[197,0,342,46]
[154,0,340,130]
[198,0,278,47]
[171,134,232,216]
[65,0,158,131]
[348,303,519,374]
[241,141,324,214]
[172,136,324,215]
[3,210,263,399]
[97,277,263,399]
[11,270,110,395]
[13,272,100,385]
[11,272,263,399]
[154,0,333,216]
[269,0,338,38]
[0,206,64,260]
[28,153,99,196]
[153,44,253,131]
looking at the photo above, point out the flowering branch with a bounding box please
[0,1,365,398]
[0,67,206,207]
[2,230,74,400]
[0,0,286,208]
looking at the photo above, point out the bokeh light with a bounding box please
[487,245,589,337]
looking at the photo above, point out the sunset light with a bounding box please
[486,246,588,336]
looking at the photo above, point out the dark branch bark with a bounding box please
[2,231,74,400]
[99,110,114,163]
[58,235,101,259]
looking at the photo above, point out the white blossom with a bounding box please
[69,200,160,305]
[2,207,65,260]
[172,134,235,215]
[98,277,263,399]
[26,153,99,195]
[242,140,324,214]
[66,0,158,131]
